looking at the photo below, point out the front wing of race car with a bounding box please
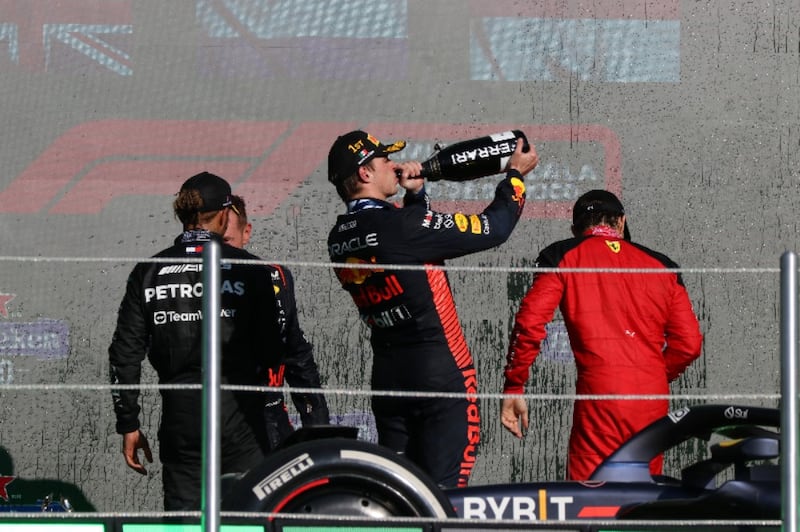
[447,480,701,521]
[445,403,780,523]
[0,403,781,531]
[216,403,781,526]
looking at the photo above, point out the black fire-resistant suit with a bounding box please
[109,229,325,509]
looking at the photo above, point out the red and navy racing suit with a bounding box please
[327,170,526,488]
[263,264,330,451]
[503,225,703,480]
[108,230,313,509]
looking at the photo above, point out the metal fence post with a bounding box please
[202,239,222,532]
[781,251,798,532]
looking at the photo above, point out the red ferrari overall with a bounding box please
[504,225,703,480]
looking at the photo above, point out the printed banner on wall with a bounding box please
[196,0,409,79]
[469,0,680,82]
[0,0,133,74]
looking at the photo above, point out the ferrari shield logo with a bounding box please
[605,240,621,253]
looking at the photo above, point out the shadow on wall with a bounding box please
[0,446,95,512]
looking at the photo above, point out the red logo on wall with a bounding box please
[0,294,14,319]
[0,120,621,219]
[0,475,15,501]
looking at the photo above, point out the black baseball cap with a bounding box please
[179,171,233,212]
[573,189,631,240]
[328,130,406,185]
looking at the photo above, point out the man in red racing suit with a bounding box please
[501,190,703,480]
[326,129,539,488]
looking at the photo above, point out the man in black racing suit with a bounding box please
[108,171,292,510]
[262,264,330,448]
[326,130,539,488]
[224,193,330,450]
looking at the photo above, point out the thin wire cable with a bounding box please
[11,510,780,528]
[0,253,784,528]
[0,253,781,274]
[0,382,781,401]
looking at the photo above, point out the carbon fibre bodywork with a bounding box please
[445,404,780,523]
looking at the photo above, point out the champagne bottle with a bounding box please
[415,130,529,182]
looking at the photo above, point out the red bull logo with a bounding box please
[455,213,469,232]
[352,275,404,309]
[335,256,384,286]
[510,176,526,207]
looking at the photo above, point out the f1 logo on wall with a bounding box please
[0,120,620,219]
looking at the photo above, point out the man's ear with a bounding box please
[358,165,371,182]
[242,222,253,247]
[218,208,230,234]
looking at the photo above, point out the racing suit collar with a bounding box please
[346,198,394,214]
[583,225,623,239]
[175,229,222,244]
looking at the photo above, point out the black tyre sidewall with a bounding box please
[222,437,455,519]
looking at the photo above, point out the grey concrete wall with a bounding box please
[0,0,796,511]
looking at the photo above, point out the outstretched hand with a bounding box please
[122,429,153,475]
[500,397,529,439]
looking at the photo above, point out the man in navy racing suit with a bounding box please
[224,193,330,450]
[108,171,292,510]
[326,130,539,488]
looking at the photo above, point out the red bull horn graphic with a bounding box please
[510,176,526,207]
[335,257,385,286]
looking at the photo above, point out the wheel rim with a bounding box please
[275,476,426,517]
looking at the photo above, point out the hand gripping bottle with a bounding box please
[418,130,529,182]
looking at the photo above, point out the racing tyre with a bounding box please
[222,437,455,519]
